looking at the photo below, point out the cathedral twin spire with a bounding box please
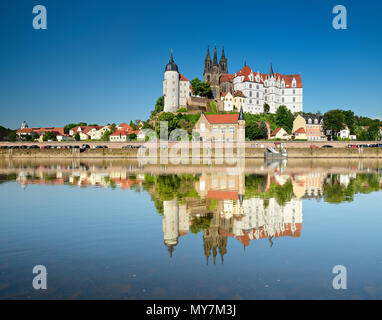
[204,45,227,74]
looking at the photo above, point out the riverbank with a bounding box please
[0,146,382,158]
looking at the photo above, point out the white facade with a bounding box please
[232,66,303,114]
[179,77,190,108]
[163,70,180,112]
[221,92,234,111]
[337,126,350,139]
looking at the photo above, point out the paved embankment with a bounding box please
[0,146,382,158]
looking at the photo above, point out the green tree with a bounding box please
[42,131,57,142]
[367,122,380,140]
[323,109,345,140]
[263,103,270,113]
[245,122,262,140]
[355,127,368,141]
[154,96,164,114]
[7,131,17,142]
[190,78,213,98]
[342,110,355,133]
[275,105,294,133]
[74,132,80,141]
[129,133,137,140]
[25,134,32,141]
[259,121,269,139]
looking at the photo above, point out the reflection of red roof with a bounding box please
[220,223,303,247]
[205,114,239,124]
[206,190,239,200]
[221,92,228,97]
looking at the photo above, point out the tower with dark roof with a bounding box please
[163,50,180,112]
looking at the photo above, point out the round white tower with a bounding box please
[163,50,180,112]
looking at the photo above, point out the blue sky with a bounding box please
[0,0,381,129]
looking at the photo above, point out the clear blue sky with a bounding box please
[1,0,381,129]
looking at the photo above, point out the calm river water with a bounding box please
[0,158,381,299]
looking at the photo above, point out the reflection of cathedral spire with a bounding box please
[167,244,175,259]
[203,225,228,266]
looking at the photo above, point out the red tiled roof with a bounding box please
[220,74,235,83]
[234,65,302,88]
[221,92,228,97]
[110,130,128,136]
[271,128,282,136]
[294,127,306,134]
[179,74,189,82]
[204,114,239,124]
[234,90,245,98]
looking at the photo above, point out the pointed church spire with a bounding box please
[170,48,174,62]
[204,46,212,74]
[219,45,228,74]
[213,45,218,66]
[270,62,274,76]
[244,57,247,67]
[205,45,211,60]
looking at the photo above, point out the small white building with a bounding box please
[337,125,350,139]
[221,92,233,111]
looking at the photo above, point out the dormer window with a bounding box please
[314,119,318,124]
[308,118,312,124]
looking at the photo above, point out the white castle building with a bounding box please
[231,64,303,114]
[162,47,303,114]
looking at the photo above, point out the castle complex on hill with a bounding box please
[163,46,303,114]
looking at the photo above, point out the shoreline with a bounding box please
[1,147,382,159]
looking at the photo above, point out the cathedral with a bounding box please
[203,45,229,98]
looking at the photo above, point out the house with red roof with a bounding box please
[292,115,326,141]
[109,122,140,142]
[270,127,290,140]
[193,107,245,142]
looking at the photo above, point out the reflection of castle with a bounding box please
[159,171,305,263]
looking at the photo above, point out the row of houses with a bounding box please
[16,121,142,142]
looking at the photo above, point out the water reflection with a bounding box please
[1,159,381,263]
